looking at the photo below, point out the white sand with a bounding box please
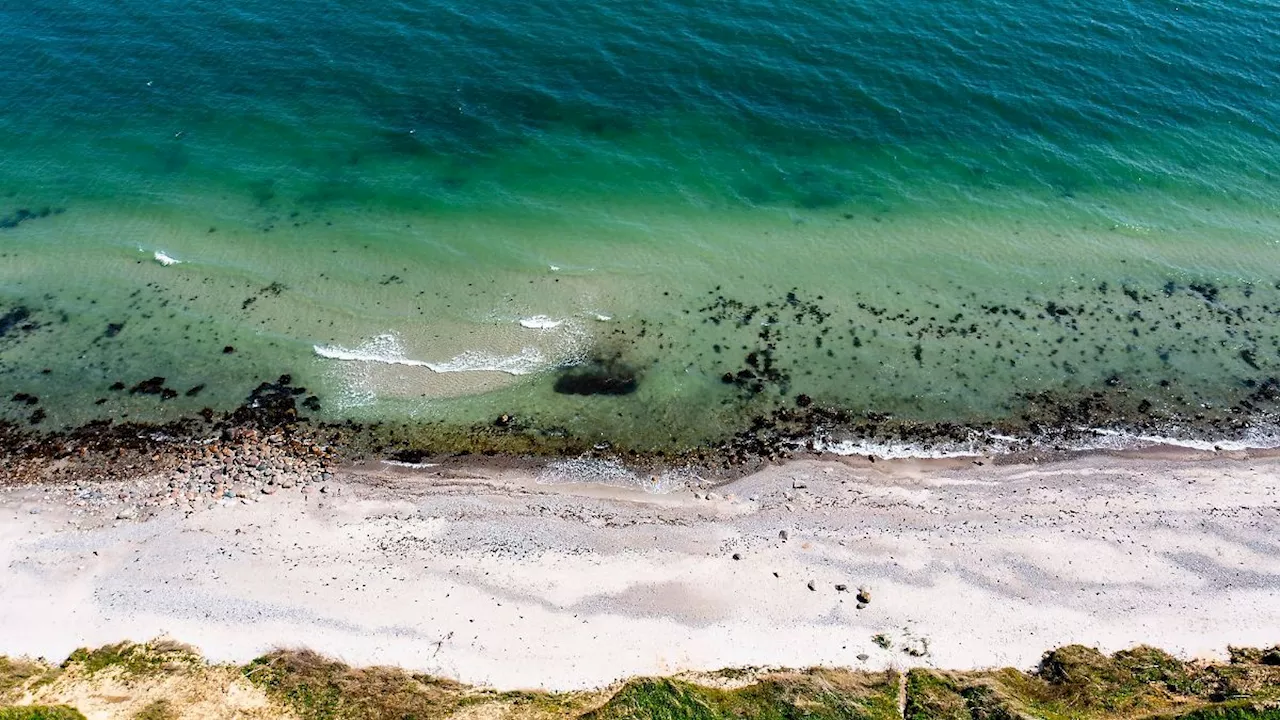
[1,453,1278,690]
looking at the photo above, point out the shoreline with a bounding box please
[2,450,1277,690]
[5,370,1280,492]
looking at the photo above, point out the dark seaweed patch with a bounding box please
[0,206,61,231]
[0,306,34,337]
[553,357,640,396]
[129,377,169,395]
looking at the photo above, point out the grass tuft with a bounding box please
[61,641,198,678]
[582,669,901,720]
[130,700,175,720]
[0,659,47,702]
[243,648,467,720]
[0,707,87,720]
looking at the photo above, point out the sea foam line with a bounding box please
[314,334,544,376]
[813,425,1280,460]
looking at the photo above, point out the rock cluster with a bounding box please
[154,428,336,506]
[59,427,338,519]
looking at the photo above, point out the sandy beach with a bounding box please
[1,451,1278,691]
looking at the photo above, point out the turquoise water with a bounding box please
[2,0,1279,452]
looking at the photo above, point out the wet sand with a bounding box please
[1,452,1277,690]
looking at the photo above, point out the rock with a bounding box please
[320,485,331,494]
[731,553,742,561]
[857,653,870,662]
[792,479,808,489]
[262,486,276,495]
[835,584,848,592]
[856,602,866,610]
[278,479,295,489]
[856,588,871,604]
[779,530,789,540]
[116,507,137,520]
[806,580,816,592]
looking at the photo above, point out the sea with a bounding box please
[2,0,1279,457]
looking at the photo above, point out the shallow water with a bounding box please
[2,0,1279,452]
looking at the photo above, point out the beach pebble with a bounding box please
[778,530,789,540]
[806,580,816,591]
[857,588,871,604]
[731,553,742,561]
[115,507,137,520]
[835,583,848,592]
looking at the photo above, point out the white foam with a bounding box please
[426,347,546,375]
[382,460,440,469]
[313,338,431,367]
[313,334,544,376]
[152,250,181,266]
[519,316,563,330]
[1075,427,1280,453]
[815,438,994,460]
[812,425,1280,460]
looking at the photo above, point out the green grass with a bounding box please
[582,670,901,720]
[130,700,175,720]
[1162,703,1280,719]
[0,707,87,720]
[6,642,1280,720]
[243,649,469,720]
[61,641,198,678]
[906,645,1280,720]
[904,670,970,720]
[0,659,47,702]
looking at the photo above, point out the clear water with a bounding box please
[2,0,1279,451]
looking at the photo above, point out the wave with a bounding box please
[519,316,563,330]
[143,248,181,266]
[314,334,545,376]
